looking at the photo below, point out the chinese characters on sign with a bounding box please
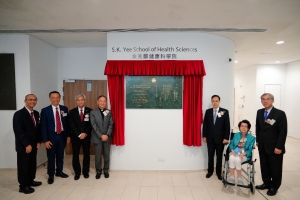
[111,46,198,60]
[126,76,182,109]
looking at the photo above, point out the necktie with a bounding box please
[56,107,62,134]
[213,110,217,124]
[30,111,36,127]
[80,109,84,122]
[264,110,268,121]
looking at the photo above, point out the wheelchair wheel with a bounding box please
[222,162,229,187]
[250,182,255,194]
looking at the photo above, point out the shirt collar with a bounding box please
[99,108,106,112]
[25,106,33,114]
[78,107,85,112]
[52,105,60,110]
[265,106,273,113]
[213,107,220,112]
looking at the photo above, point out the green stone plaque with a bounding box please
[126,76,182,109]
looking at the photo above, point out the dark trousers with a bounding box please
[93,136,111,174]
[46,133,65,177]
[207,142,224,176]
[72,140,90,175]
[259,148,283,189]
[17,148,37,188]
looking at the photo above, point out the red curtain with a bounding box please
[183,75,204,146]
[107,75,125,145]
[105,60,206,146]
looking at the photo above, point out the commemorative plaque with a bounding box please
[126,76,182,109]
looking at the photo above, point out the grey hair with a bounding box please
[75,94,86,100]
[261,93,274,100]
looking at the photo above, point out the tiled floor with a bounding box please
[1,136,300,200]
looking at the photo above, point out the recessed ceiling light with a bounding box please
[276,41,284,44]
[235,61,238,63]
[275,61,281,63]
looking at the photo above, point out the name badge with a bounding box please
[84,118,89,121]
[270,119,276,125]
[63,113,67,117]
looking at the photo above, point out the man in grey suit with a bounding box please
[90,95,113,179]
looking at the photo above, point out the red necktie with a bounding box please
[30,111,36,127]
[80,109,84,122]
[56,107,62,134]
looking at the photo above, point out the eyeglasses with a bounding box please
[261,98,272,101]
[26,98,38,101]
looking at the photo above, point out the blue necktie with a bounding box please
[264,110,268,121]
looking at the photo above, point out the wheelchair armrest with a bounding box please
[241,160,251,165]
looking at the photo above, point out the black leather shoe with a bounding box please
[217,175,222,180]
[104,172,109,178]
[55,172,69,178]
[30,180,42,187]
[19,186,35,194]
[96,173,101,179]
[48,177,54,184]
[267,187,278,196]
[84,174,89,179]
[74,174,80,180]
[256,183,270,190]
[206,173,213,178]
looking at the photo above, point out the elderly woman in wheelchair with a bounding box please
[226,119,256,187]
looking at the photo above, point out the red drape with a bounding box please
[107,75,125,146]
[105,60,206,146]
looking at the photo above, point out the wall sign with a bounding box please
[126,76,182,109]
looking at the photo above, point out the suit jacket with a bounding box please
[90,108,113,144]
[69,106,92,144]
[40,105,70,144]
[255,107,287,154]
[13,107,41,153]
[202,107,230,144]
[229,132,256,161]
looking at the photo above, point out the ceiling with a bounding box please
[0,0,300,69]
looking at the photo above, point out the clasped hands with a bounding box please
[230,151,245,160]
[101,135,108,141]
[79,133,87,140]
[256,143,282,154]
[44,137,70,149]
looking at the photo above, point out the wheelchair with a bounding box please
[222,130,257,194]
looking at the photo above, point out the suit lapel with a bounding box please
[267,107,275,120]
[48,105,55,123]
[23,107,36,128]
[77,108,83,122]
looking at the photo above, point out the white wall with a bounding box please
[29,36,58,165]
[0,35,31,168]
[234,65,257,129]
[57,47,107,102]
[285,60,300,138]
[256,64,287,111]
[235,62,300,139]
[108,32,235,170]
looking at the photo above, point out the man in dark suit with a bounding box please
[41,91,70,184]
[255,93,287,196]
[13,94,42,194]
[69,94,92,180]
[202,95,230,180]
[90,95,113,179]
